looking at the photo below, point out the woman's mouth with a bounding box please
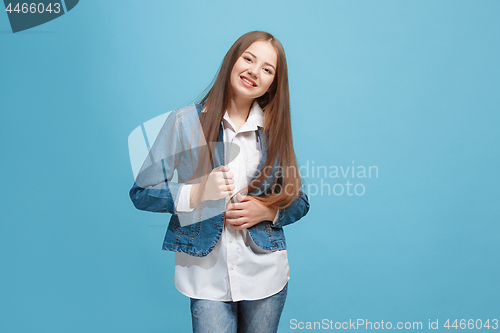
[240,76,257,87]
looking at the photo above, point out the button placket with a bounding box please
[226,226,240,298]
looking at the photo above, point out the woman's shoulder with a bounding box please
[163,103,204,129]
[171,103,204,119]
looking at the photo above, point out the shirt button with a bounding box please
[229,238,234,243]
[230,265,235,270]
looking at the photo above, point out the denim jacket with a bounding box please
[129,104,309,257]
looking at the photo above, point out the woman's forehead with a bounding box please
[243,41,278,67]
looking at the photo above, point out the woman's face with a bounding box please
[229,40,278,102]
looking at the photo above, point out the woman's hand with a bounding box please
[190,166,234,208]
[225,193,278,230]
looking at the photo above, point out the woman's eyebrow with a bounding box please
[244,51,276,71]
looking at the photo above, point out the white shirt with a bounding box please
[173,101,289,301]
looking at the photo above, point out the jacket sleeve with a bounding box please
[129,110,185,214]
[271,190,309,229]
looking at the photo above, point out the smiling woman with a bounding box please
[229,41,277,109]
[129,31,309,333]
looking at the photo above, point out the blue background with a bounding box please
[1,0,499,332]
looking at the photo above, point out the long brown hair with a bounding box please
[198,31,301,209]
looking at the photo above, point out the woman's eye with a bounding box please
[264,68,273,74]
[244,57,251,62]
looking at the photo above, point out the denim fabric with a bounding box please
[129,104,309,256]
[190,284,287,333]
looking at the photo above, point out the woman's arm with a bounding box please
[224,190,309,230]
[129,109,185,214]
[224,193,278,230]
[129,107,236,216]
[271,190,309,229]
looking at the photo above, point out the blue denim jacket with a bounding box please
[129,104,309,257]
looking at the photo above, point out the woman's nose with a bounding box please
[247,66,258,78]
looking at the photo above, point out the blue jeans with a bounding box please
[190,284,288,333]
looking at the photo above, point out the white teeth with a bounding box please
[241,77,255,86]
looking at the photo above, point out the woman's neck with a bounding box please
[226,96,254,132]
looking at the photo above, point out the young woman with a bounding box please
[130,31,309,333]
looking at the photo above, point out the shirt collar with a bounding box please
[246,100,264,128]
[222,100,264,132]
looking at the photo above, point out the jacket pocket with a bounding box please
[173,212,202,237]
